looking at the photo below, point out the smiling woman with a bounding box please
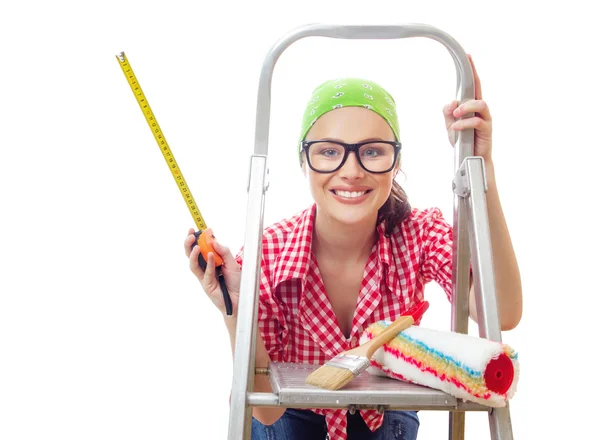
[183,61,522,440]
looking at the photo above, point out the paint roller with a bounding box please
[360,321,519,407]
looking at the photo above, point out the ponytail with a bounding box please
[377,180,411,236]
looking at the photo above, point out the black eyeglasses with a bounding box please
[301,140,402,174]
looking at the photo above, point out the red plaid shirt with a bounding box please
[235,203,453,440]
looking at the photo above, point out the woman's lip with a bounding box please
[329,189,371,204]
[330,187,372,192]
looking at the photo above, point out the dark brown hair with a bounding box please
[377,179,411,236]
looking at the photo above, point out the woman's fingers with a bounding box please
[211,238,237,269]
[443,100,459,129]
[453,99,491,122]
[443,100,459,146]
[184,231,196,258]
[202,252,220,294]
[450,116,491,134]
[190,245,220,295]
[189,243,204,281]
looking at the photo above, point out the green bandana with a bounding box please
[298,78,400,161]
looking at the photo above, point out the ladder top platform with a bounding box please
[267,362,490,411]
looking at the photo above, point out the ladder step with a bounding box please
[266,362,489,411]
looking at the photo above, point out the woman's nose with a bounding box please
[338,152,364,178]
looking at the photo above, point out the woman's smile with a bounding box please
[329,186,373,204]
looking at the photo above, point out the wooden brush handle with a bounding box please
[364,315,414,359]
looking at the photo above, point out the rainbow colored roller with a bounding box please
[359,319,519,407]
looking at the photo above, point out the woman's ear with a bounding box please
[393,160,401,178]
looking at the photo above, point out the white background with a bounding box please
[1,1,598,439]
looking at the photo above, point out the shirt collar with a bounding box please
[376,220,391,268]
[271,203,401,293]
[377,220,404,297]
[271,204,316,288]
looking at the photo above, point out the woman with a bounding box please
[184,55,522,440]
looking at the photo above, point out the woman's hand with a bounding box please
[442,54,493,162]
[184,228,241,317]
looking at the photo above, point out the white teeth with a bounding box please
[334,190,367,198]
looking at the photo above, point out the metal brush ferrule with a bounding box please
[326,355,368,376]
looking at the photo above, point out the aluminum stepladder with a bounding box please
[229,24,514,440]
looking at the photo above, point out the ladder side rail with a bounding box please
[447,25,476,440]
[228,155,268,440]
[463,157,513,440]
[449,173,473,440]
[464,157,501,341]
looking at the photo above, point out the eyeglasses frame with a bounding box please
[300,139,402,174]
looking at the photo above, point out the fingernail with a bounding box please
[453,108,460,117]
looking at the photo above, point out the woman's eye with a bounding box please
[362,148,379,157]
[321,149,339,156]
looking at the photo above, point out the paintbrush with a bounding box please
[305,301,429,391]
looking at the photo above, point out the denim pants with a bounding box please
[251,409,419,440]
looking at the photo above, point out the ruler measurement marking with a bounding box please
[117,53,207,231]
